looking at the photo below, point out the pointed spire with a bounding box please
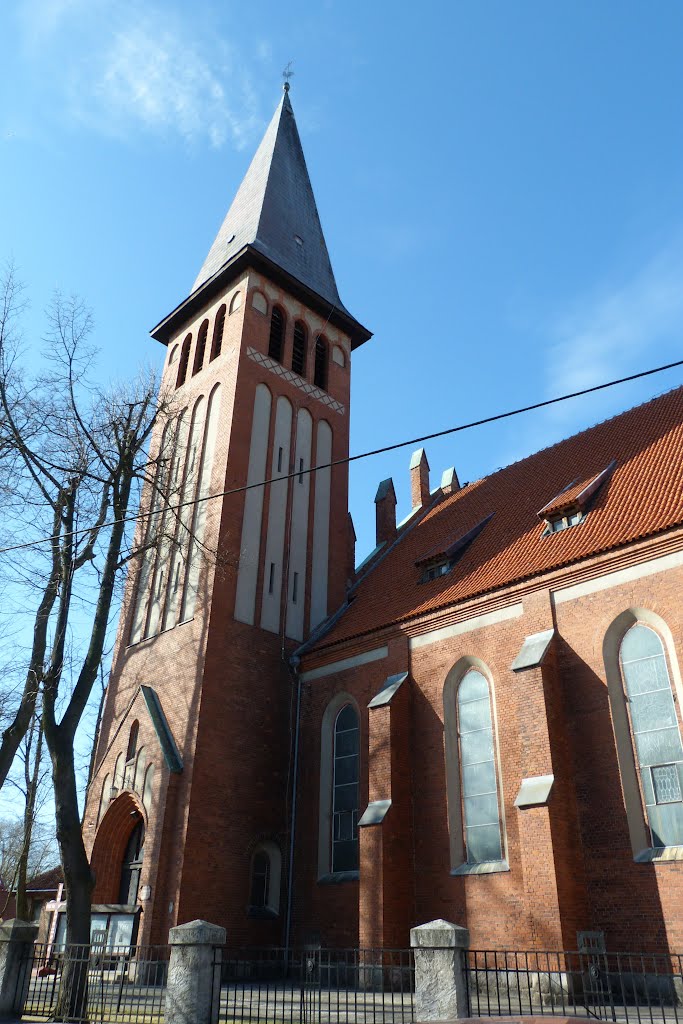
[193,91,346,314]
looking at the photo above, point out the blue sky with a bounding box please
[2,1,682,598]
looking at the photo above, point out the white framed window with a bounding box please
[620,623,683,849]
[457,670,503,865]
[331,705,360,873]
[444,659,508,874]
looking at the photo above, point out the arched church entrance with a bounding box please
[90,791,145,905]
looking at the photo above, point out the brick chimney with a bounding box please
[410,448,430,509]
[375,478,397,546]
[440,466,460,495]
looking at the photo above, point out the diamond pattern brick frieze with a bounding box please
[247,347,345,415]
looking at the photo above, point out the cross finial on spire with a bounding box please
[282,61,294,92]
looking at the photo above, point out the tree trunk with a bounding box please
[51,732,94,1022]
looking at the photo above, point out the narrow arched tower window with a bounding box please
[292,321,307,376]
[314,335,328,391]
[193,320,209,375]
[332,704,359,872]
[620,623,683,848]
[176,335,191,388]
[210,305,226,361]
[126,721,139,763]
[268,307,285,363]
[457,670,503,864]
[250,850,270,909]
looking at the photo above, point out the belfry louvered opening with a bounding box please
[292,320,307,376]
[268,307,285,363]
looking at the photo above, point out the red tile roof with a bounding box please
[316,387,683,650]
[538,462,616,517]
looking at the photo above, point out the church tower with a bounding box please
[83,86,371,946]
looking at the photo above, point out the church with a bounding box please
[82,86,683,957]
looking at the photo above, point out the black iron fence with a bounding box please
[213,947,415,1024]
[18,941,169,1022]
[467,949,683,1021]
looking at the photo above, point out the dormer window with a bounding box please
[545,510,583,534]
[539,460,616,537]
[423,560,453,582]
[416,513,494,584]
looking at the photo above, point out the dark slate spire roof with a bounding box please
[150,89,371,348]
[193,89,347,315]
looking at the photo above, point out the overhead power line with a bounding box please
[1,355,682,557]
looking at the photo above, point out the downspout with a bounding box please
[284,659,302,955]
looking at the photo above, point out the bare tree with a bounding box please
[0,264,174,1018]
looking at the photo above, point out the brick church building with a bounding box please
[82,87,683,955]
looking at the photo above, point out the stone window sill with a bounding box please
[634,846,683,864]
[317,870,359,885]
[451,859,509,876]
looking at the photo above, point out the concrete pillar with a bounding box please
[0,919,38,1020]
[410,919,470,1021]
[166,919,226,1024]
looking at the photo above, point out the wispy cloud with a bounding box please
[497,236,683,468]
[17,0,263,148]
[545,240,683,404]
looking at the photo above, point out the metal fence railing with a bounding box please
[19,942,169,1023]
[213,947,415,1024]
[467,949,683,1021]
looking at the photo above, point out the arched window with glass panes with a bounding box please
[457,670,503,865]
[619,623,683,848]
[332,704,359,872]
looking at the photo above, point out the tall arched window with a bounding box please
[192,320,209,375]
[176,335,191,388]
[292,321,307,376]
[247,841,281,916]
[268,307,285,362]
[457,670,503,865]
[620,624,683,848]
[314,335,328,391]
[332,704,359,872]
[210,306,226,361]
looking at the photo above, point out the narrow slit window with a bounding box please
[292,321,307,376]
[292,572,299,604]
[298,458,304,484]
[277,447,283,473]
[210,306,226,361]
[268,307,285,363]
[192,320,209,375]
[268,562,275,595]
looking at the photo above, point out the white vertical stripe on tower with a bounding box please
[161,395,206,631]
[180,384,222,622]
[234,384,272,625]
[285,408,313,642]
[309,420,332,630]
[260,396,293,634]
[145,409,188,638]
[129,419,173,644]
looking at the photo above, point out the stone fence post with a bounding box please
[166,919,226,1024]
[410,919,470,1021]
[0,919,38,1020]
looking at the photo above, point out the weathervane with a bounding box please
[282,61,294,92]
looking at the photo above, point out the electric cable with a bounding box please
[1,355,682,556]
